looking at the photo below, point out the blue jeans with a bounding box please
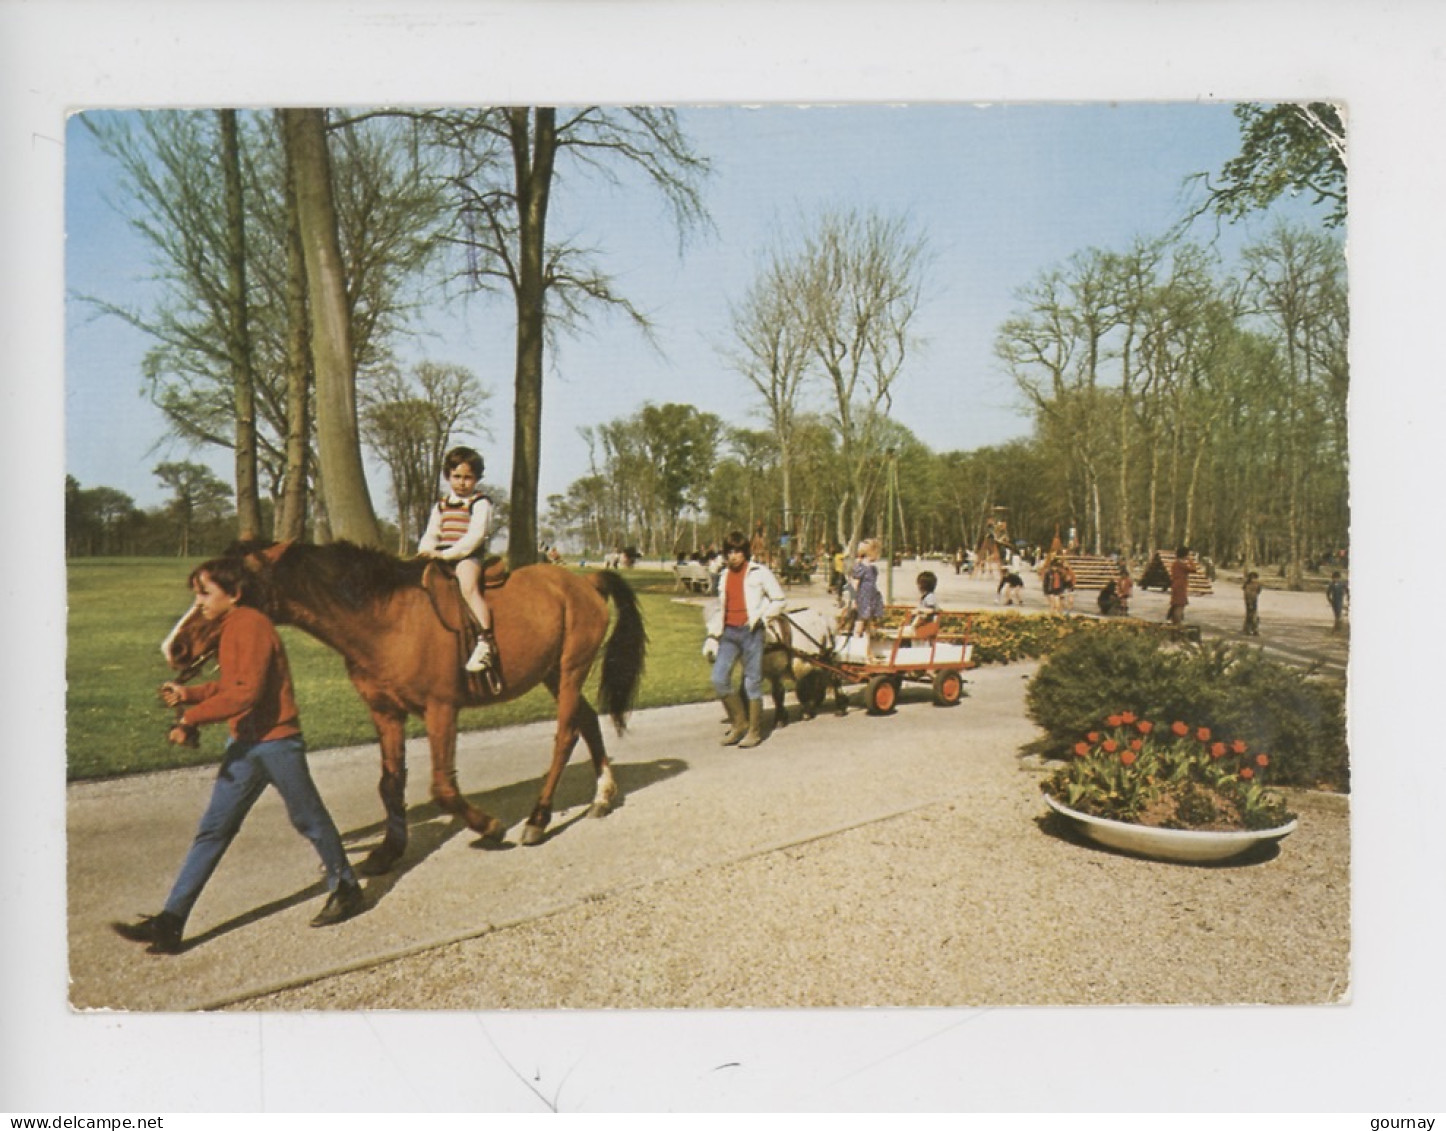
[164,734,356,923]
[711,622,765,701]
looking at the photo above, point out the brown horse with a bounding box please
[161,540,647,874]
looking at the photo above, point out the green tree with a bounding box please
[638,402,722,554]
[1194,102,1346,229]
[64,478,142,557]
[154,460,233,557]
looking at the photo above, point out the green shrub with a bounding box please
[1025,632,1349,792]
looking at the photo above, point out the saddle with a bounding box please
[421,556,509,695]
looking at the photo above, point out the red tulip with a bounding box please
[1240,767,1255,780]
[1232,740,1248,755]
[1211,742,1226,758]
[1255,754,1270,767]
[1121,712,1137,724]
[1087,732,1100,743]
[1137,720,1154,735]
[1196,726,1212,742]
[1130,739,1143,752]
[1121,751,1137,766]
[1074,742,1090,757]
[1103,739,1118,753]
[1171,721,1189,737]
[1106,715,1123,728]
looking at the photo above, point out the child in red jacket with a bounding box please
[114,557,363,955]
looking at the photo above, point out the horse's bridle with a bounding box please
[777,609,835,659]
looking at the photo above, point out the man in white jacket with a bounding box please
[702,529,787,748]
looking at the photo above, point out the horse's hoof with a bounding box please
[359,845,402,875]
[477,816,507,843]
[519,822,548,847]
[586,802,612,820]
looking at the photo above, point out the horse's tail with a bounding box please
[591,569,648,734]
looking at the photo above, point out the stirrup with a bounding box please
[465,638,494,673]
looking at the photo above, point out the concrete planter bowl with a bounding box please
[1043,793,1298,864]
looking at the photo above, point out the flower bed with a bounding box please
[879,607,1189,666]
[1041,712,1296,832]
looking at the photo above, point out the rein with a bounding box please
[776,609,834,659]
[174,651,214,683]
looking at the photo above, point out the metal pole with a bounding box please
[885,448,896,604]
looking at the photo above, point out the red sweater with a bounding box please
[177,605,301,743]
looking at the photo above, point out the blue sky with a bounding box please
[64,102,1319,510]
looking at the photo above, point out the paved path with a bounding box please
[763,556,1348,678]
[73,664,1044,1010]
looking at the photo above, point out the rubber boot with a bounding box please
[720,693,748,746]
[737,698,765,749]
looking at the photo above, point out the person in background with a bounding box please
[850,538,886,641]
[1115,563,1134,615]
[1326,571,1349,633]
[1167,546,1196,626]
[702,530,787,749]
[1042,557,1067,614]
[998,568,1025,606]
[904,570,940,639]
[1242,571,1263,636]
[830,544,846,597]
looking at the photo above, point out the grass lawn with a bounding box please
[66,558,716,781]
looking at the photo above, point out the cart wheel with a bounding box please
[932,669,963,706]
[866,674,898,715]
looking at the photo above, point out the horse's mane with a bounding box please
[228,539,425,614]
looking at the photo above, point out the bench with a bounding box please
[674,561,713,593]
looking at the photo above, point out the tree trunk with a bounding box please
[220,110,265,540]
[274,110,311,542]
[506,107,558,568]
[282,108,380,547]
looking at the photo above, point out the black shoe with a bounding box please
[310,879,365,927]
[112,911,184,955]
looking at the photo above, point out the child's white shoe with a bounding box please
[465,638,493,672]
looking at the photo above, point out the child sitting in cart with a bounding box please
[902,570,940,640]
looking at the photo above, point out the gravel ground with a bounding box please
[238,736,1349,1011]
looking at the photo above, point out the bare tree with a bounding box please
[726,247,813,534]
[790,209,929,557]
[361,361,492,551]
[427,107,711,566]
[83,108,447,543]
[218,110,265,539]
[281,108,381,545]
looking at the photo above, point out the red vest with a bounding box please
[435,496,480,549]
